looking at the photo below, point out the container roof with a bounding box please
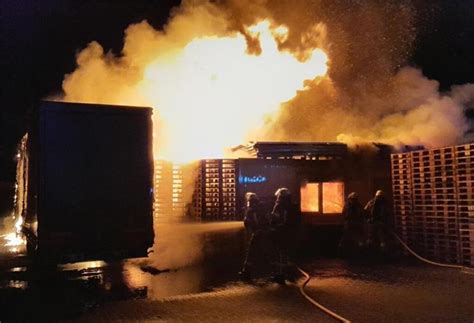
[239,141,349,159]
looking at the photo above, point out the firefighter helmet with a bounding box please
[275,187,290,197]
[348,192,358,200]
[245,192,258,201]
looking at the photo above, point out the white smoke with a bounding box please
[58,0,473,151]
[336,68,473,148]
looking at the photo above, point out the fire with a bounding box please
[140,20,327,162]
[3,216,26,252]
[4,232,24,247]
[61,2,472,157]
[63,19,328,163]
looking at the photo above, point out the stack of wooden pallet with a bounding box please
[154,161,187,222]
[221,159,237,219]
[153,160,173,222]
[411,147,459,263]
[455,144,474,266]
[391,143,474,266]
[194,159,238,221]
[391,153,414,246]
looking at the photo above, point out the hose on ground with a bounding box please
[295,228,471,322]
[296,266,351,323]
[389,229,474,274]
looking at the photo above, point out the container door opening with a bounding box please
[300,181,344,214]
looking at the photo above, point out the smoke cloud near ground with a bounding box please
[148,223,204,269]
[58,0,473,155]
[138,222,243,270]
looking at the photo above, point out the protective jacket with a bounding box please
[364,196,388,224]
[244,203,267,231]
[271,199,301,229]
[343,199,365,223]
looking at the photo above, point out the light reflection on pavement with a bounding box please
[1,221,474,321]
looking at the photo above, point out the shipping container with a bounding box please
[191,142,394,226]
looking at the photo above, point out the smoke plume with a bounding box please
[59,0,473,158]
[267,68,473,148]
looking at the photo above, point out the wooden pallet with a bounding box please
[391,143,474,266]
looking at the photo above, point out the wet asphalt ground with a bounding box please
[1,221,473,322]
[72,260,474,322]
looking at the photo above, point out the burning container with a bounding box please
[15,101,154,262]
[192,142,394,226]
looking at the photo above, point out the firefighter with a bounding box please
[269,188,301,283]
[339,192,365,252]
[365,190,389,249]
[239,192,267,279]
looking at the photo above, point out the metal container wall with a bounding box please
[391,143,474,266]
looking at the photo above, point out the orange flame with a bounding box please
[141,20,328,162]
[62,19,328,162]
[3,216,26,252]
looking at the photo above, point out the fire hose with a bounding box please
[294,228,473,322]
[388,229,473,274]
[296,266,351,323]
[245,226,351,322]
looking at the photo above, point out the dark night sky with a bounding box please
[1,0,473,180]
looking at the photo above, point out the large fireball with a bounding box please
[62,18,328,162]
[140,21,328,162]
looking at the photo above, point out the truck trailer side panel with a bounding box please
[26,101,154,261]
